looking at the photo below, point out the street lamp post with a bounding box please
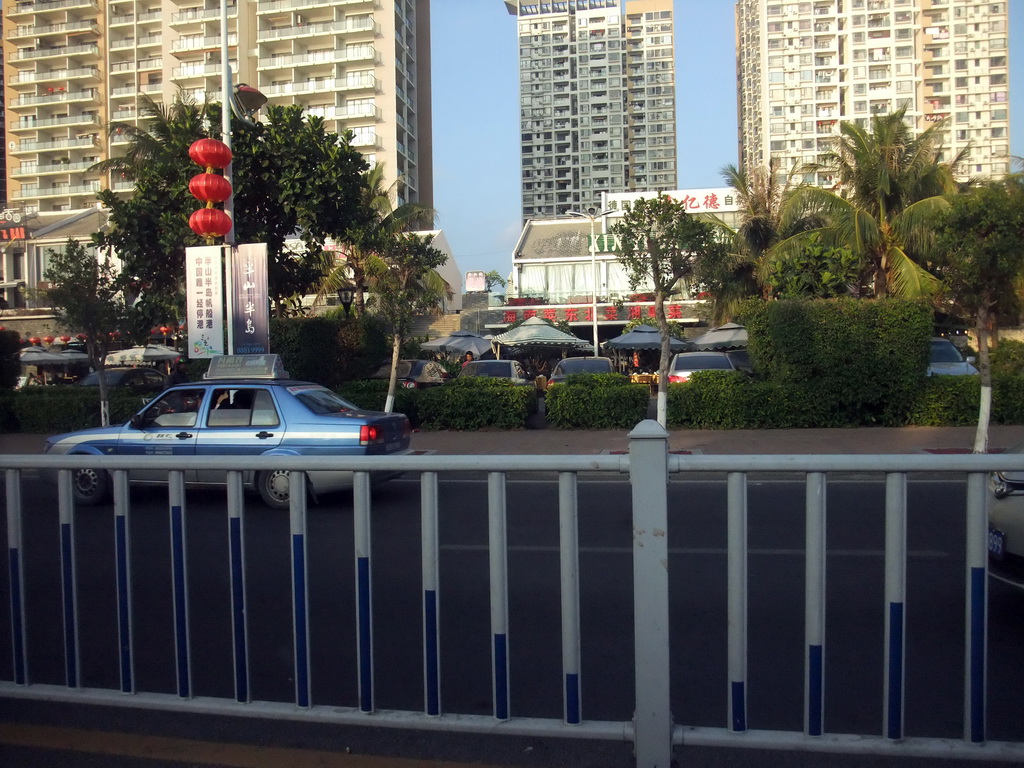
[569,208,613,357]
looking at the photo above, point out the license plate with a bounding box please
[385,440,401,453]
[989,527,1005,560]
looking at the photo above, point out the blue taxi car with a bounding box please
[43,355,412,509]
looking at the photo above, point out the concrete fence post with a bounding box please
[628,419,672,768]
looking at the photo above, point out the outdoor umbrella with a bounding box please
[19,346,65,365]
[421,330,493,357]
[105,344,181,365]
[689,323,748,350]
[492,316,593,355]
[55,348,90,363]
[605,324,689,352]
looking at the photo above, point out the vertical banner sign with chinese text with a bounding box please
[230,243,270,355]
[185,245,225,358]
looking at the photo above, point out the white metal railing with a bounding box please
[3,421,1024,768]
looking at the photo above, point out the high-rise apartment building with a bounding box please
[504,0,677,222]
[1,0,432,228]
[736,0,1011,182]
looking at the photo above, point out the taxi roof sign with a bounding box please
[205,354,289,380]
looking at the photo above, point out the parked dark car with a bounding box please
[546,356,621,390]
[369,359,450,389]
[78,366,168,394]
[667,351,737,383]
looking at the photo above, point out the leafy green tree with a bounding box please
[934,175,1024,452]
[611,194,729,426]
[43,240,133,425]
[232,107,368,315]
[766,236,859,298]
[784,108,965,298]
[367,233,450,412]
[94,98,369,323]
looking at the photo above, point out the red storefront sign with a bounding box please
[500,304,686,324]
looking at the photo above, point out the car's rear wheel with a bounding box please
[72,466,110,506]
[257,469,292,510]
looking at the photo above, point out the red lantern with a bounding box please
[189,208,232,238]
[29,336,41,345]
[159,325,171,334]
[60,335,71,342]
[77,333,87,340]
[43,335,55,344]
[0,326,5,331]
[188,138,232,170]
[189,172,232,203]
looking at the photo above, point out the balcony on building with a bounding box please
[7,0,99,18]
[170,4,237,26]
[12,181,102,200]
[7,42,101,65]
[9,113,100,132]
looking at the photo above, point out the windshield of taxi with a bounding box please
[288,385,357,414]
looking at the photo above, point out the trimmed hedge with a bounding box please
[0,330,20,390]
[2,386,151,434]
[269,315,390,388]
[545,373,649,429]
[742,298,932,426]
[337,379,423,427]
[416,378,537,430]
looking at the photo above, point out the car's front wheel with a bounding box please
[257,469,292,510]
[72,466,110,506]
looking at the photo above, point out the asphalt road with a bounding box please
[2,473,1023,767]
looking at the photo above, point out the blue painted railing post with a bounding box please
[965,472,987,743]
[6,469,27,686]
[628,420,672,768]
[804,473,827,737]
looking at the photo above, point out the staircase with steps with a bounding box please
[409,313,462,340]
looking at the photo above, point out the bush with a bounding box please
[545,374,649,428]
[337,379,423,426]
[8,386,149,433]
[0,330,21,390]
[417,378,536,430]
[741,298,932,425]
[990,339,1024,376]
[270,315,389,388]
[665,372,831,429]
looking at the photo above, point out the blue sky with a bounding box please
[429,0,1024,283]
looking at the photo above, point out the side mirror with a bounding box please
[130,414,144,429]
[967,356,976,364]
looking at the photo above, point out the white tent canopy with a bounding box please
[492,316,593,355]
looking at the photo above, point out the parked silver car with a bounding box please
[667,351,737,383]
[928,337,978,376]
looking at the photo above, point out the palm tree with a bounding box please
[781,108,967,298]
[315,163,434,315]
[89,91,210,182]
[705,159,818,322]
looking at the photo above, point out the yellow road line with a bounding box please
[0,723,503,768]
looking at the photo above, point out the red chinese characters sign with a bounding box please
[500,304,687,325]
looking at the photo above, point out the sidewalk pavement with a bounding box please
[2,422,1023,456]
